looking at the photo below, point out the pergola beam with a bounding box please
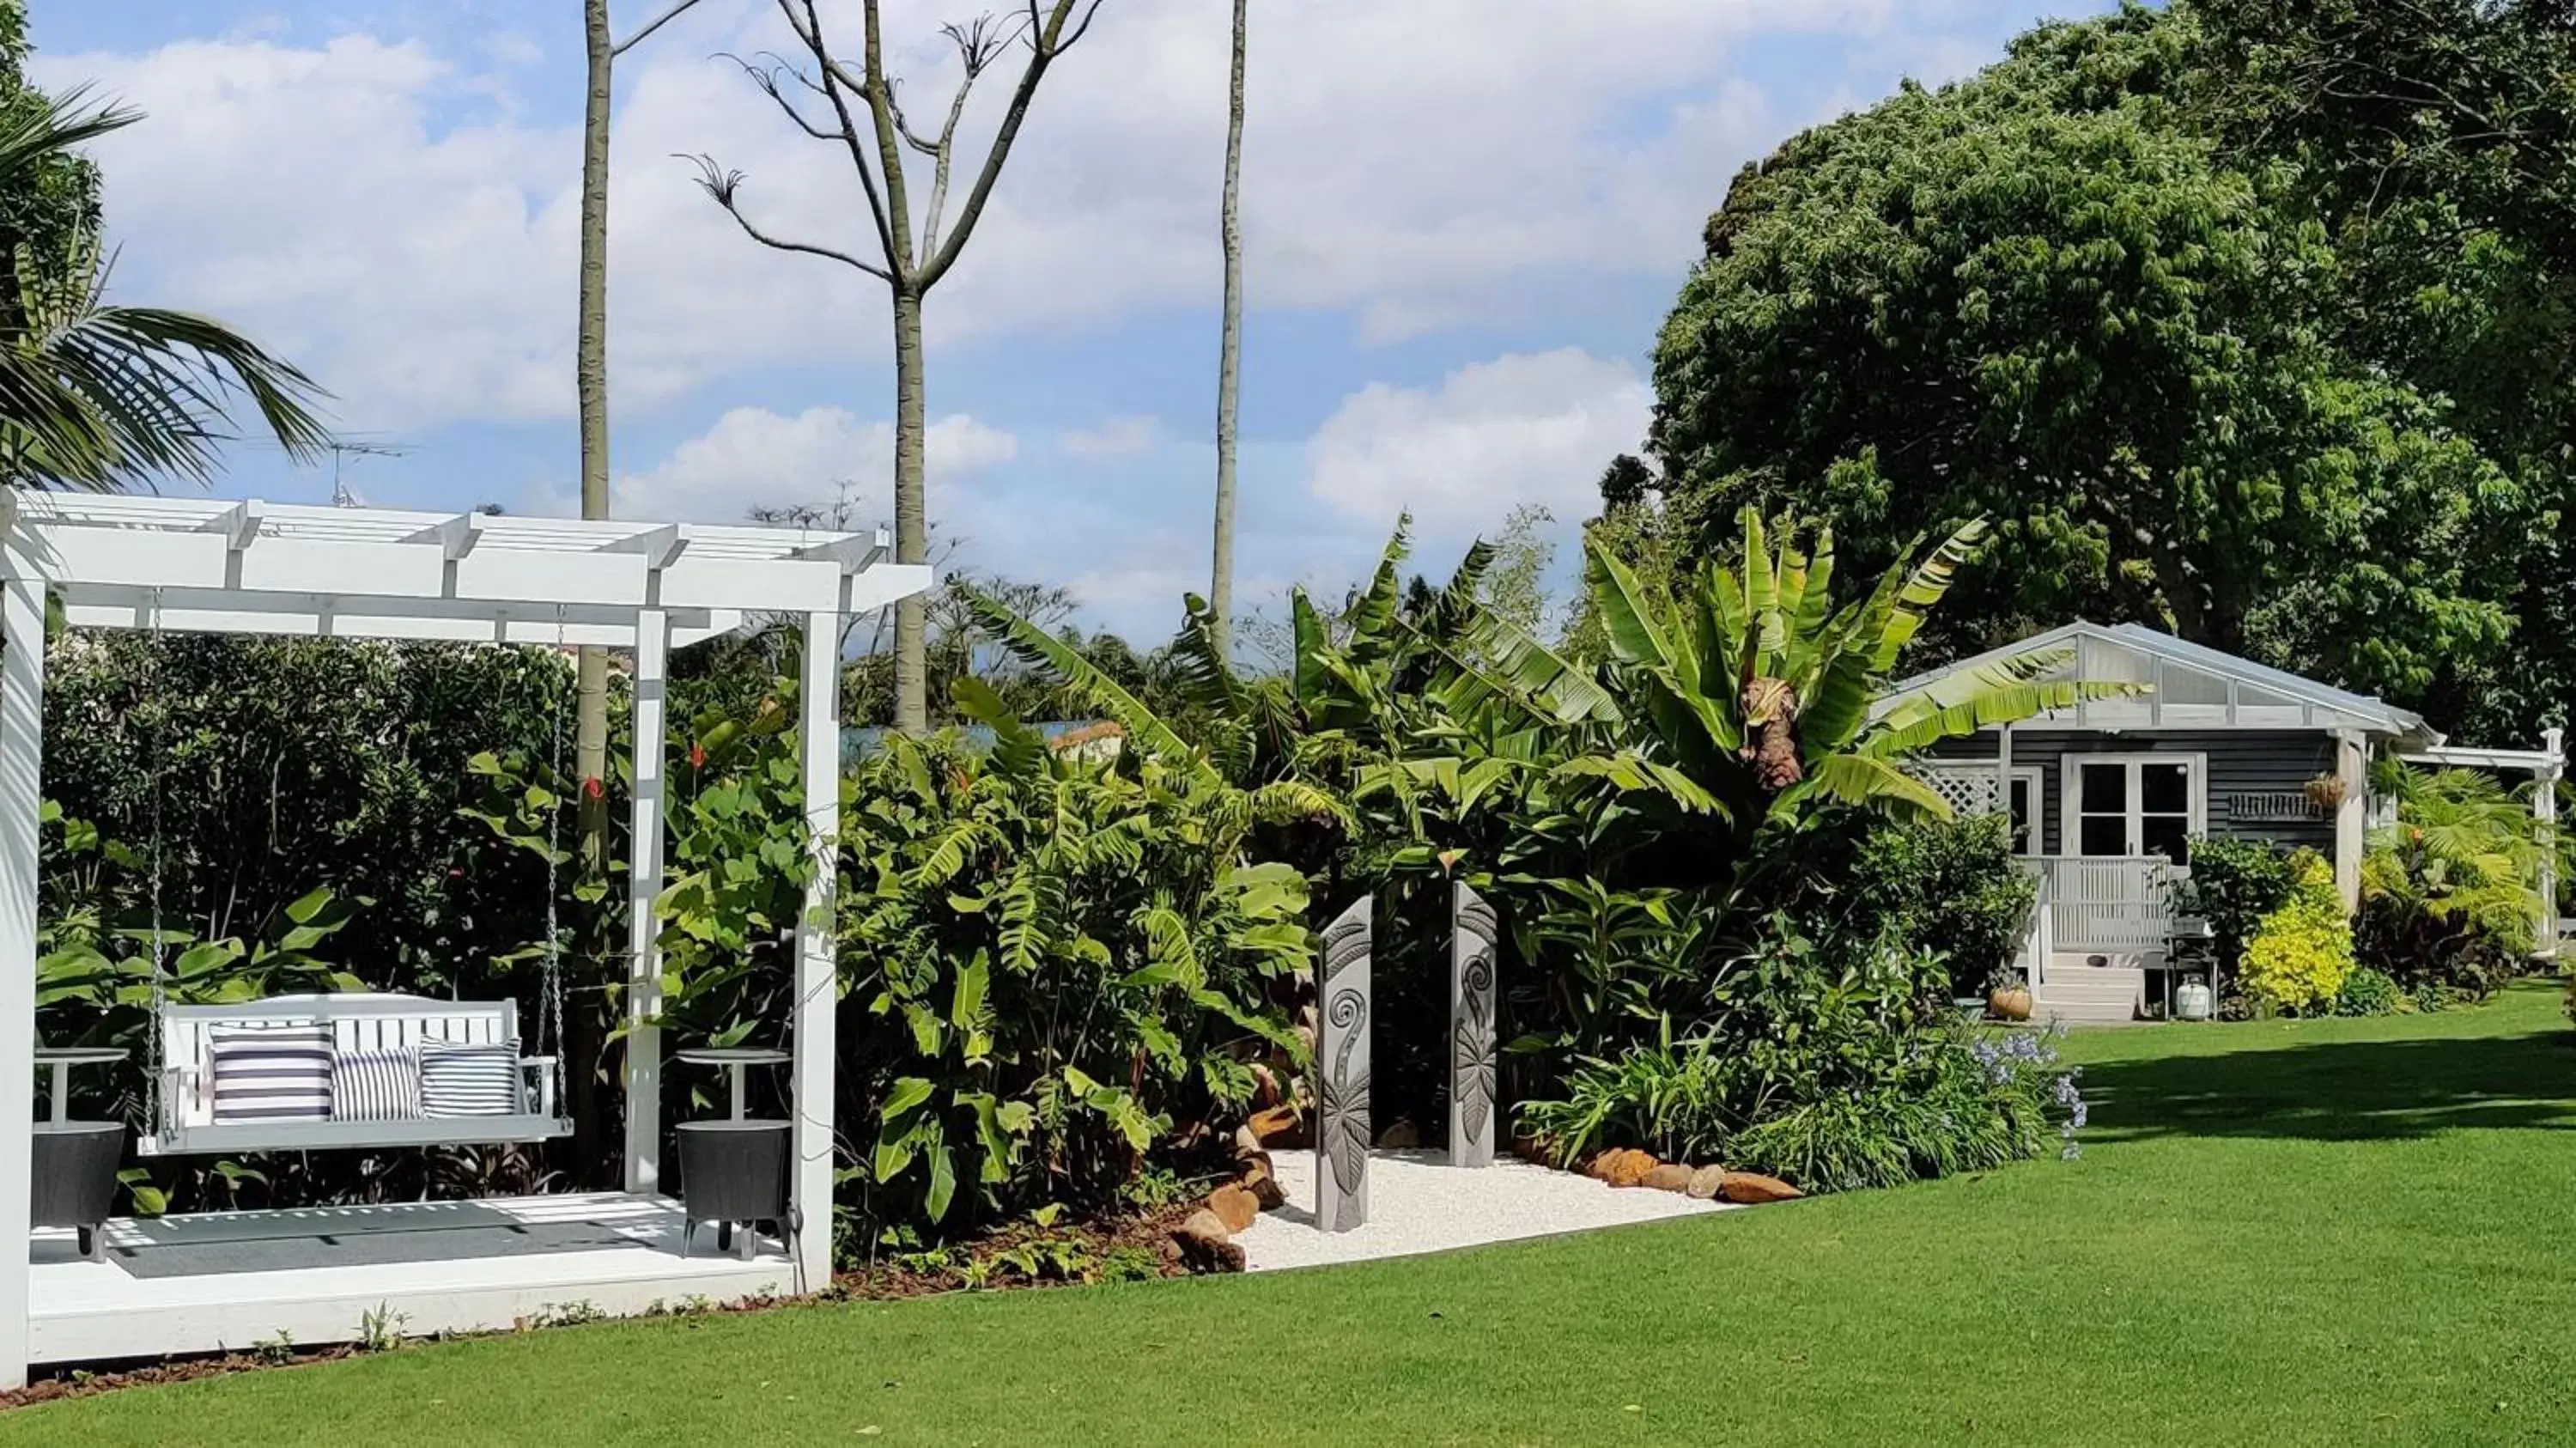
[398,512,486,560]
[596,524,690,569]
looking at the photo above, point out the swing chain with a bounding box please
[536,605,570,1116]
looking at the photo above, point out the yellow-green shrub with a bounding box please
[2239,852,2354,1014]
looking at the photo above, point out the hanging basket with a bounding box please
[2303,774,2348,812]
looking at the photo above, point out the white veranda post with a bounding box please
[0,495,927,1389]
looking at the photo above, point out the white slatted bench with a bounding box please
[143,994,567,1156]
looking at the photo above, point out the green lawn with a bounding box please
[15,982,2576,1447]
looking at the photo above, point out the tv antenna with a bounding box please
[326,438,406,508]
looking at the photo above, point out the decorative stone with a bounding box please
[1589,1147,1657,1188]
[1315,897,1374,1232]
[1642,1164,1695,1193]
[1173,1209,1244,1273]
[1376,1119,1420,1149]
[1686,1165,1727,1200]
[1719,1171,1805,1205]
[1206,1183,1260,1233]
[1449,882,1499,1169]
[1248,1104,1304,1147]
[1239,1150,1286,1209]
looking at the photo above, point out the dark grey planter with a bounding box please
[676,1119,788,1259]
[33,1121,123,1260]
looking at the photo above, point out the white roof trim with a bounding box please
[0,495,933,648]
[1880,620,2440,747]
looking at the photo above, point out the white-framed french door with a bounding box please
[2059,753,2206,861]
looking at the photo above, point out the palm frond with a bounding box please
[1552,752,1726,817]
[960,584,1220,790]
[1867,519,1988,672]
[1803,752,1955,820]
[1342,516,1413,657]
[1582,533,1677,671]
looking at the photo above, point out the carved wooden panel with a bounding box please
[1315,897,1372,1232]
[1449,883,1498,1168]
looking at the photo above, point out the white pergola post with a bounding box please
[788,611,841,1291]
[623,609,670,1195]
[0,580,42,1390]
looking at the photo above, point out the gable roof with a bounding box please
[1880,621,2440,747]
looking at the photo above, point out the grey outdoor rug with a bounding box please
[108,1216,641,1279]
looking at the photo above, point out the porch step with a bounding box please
[2032,965,2145,1025]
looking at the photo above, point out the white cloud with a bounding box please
[1060,414,1163,460]
[46,0,2040,431]
[610,405,1017,523]
[46,36,574,433]
[1305,349,1649,534]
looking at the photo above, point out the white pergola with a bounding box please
[0,493,930,1385]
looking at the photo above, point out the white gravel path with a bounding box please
[1235,1147,1735,1272]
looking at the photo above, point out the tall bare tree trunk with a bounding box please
[696,0,1105,731]
[1210,0,1246,648]
[571,0,617,1183]
[891,286,929,733]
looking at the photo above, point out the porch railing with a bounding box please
[2030,855,2195,958]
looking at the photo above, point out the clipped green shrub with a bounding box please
[2333,965,2406,1018]
[1847,812,2037,997]
[2239,852,2354,1015]
[2173,837,2300,976]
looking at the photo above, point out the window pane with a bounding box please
[2141,814,2189,861]
[2141,763,2190,815]
[2080,815,2129,856]
[2008,779,2034,854]
[2079,762,2126,812]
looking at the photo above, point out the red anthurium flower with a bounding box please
[583,776,606,802]
[690,743,708,770]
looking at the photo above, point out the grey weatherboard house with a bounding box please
[1887,622,2451,1022]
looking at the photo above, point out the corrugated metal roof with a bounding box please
[1881,621,2440,747]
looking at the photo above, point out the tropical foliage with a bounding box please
[959,504,2091,1197]
[0,87,329,490]
[2357,769,2550,1004]
[832,693,1314,1232]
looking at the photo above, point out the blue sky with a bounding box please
[33,0,2108,642]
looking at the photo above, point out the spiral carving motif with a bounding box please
[1315,896,1374,1230]
[1451,882,1501,1165]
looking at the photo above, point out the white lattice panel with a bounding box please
[1917,766,2007,817]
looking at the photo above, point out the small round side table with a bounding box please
[673,1047,793,1260]
[35,1046,127,1262]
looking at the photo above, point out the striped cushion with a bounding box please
[208,1025,334,1124]
[418,1042,524,1118]
[331,1048,422,1122]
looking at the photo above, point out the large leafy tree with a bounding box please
[1649,1,2558,731]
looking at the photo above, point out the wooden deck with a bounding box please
[27,1191,797,1368]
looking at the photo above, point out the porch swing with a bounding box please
[135,593,575,1157]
